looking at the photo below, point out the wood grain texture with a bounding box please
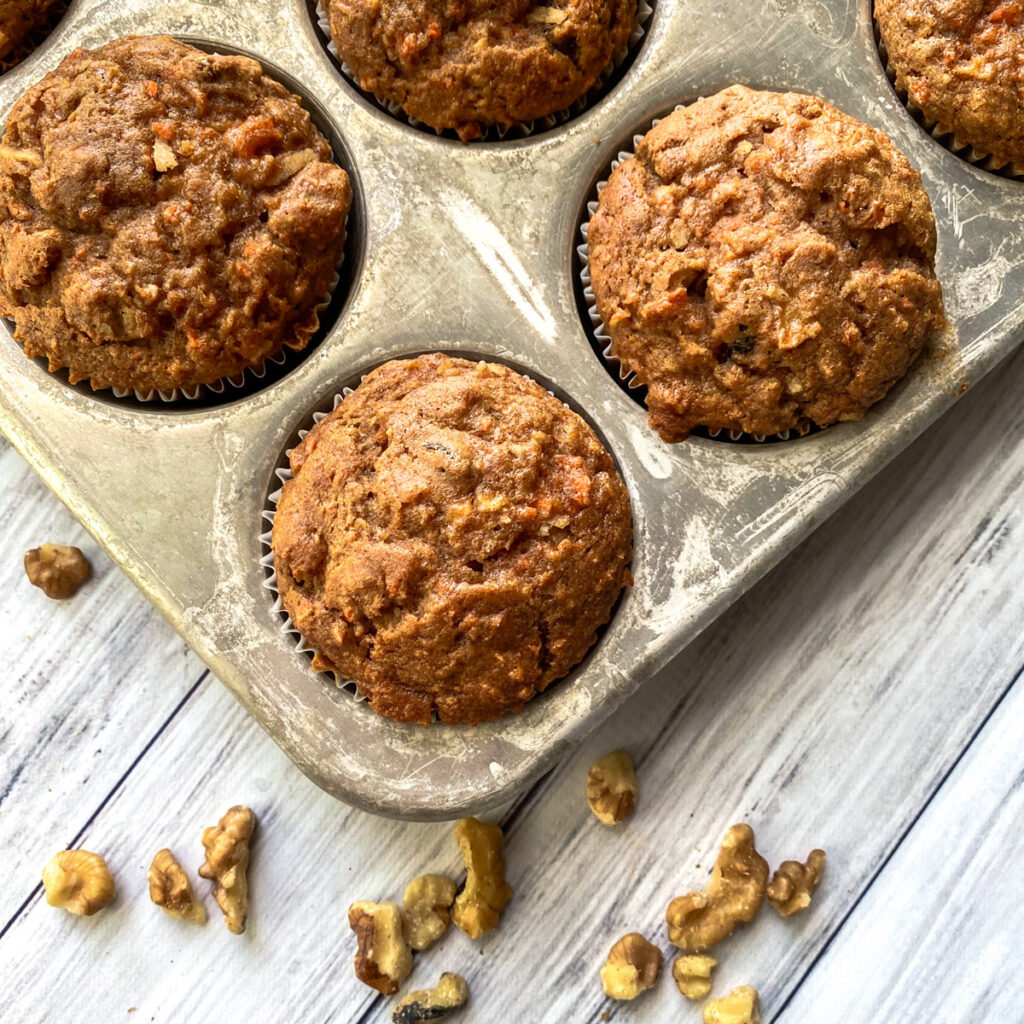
[0,345,1022,1022]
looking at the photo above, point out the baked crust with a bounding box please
[588,85,945,440]
[324,0,637,140]
[271,354,633,726]
[0,35,351,393]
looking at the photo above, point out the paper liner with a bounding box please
[314,0,654,141]
[575,107,801,444]
[874,19,1024,182]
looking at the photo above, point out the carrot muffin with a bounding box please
[323,0,638,140]
[587,85,946,441]
[876,0,1024,171]
[0,35,351,394]
[271,354,633,726]
[0,0,60,63]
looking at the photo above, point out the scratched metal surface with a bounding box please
[0,0,1020,819]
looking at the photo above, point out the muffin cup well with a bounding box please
[873,14,1024,182]
[313,0,654,141]
[0,0,69,75]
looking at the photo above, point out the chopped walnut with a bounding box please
[703,985,761,1024]
[767,849,826,917]
[402,873,456,951]
[666,823,769,951]
[148,848,206,924]
[42,850,115,916]
[672,954,717,1000]
[349,900,412,995]
[197,805,255,934]
[586,750,638,826]
[24,544,91,599]
[600,932,663,1000]
[392,972,469,1024]
[0,145,42,170]
[152,138,178,172]
[452,818,513,939]
[526,6,569,24]
[267,147,316,186]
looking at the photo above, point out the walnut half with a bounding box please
[600,932,663,1000]
[452,817,513,939]
[586,750,638,826]
[149,848,206,924]
[703,985,761,1024]
[666,823,768,951]
[392,972,469,1024]
[42,850,115,916]
[24,544,90,599]
[198,805,255,934]
[349,900,412,995]
[672,953,716,1000]
[402,873,456,951]
[767,849,826,917]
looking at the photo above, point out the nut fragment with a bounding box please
[586,750,638,826]
[392,972,469,1024]
[24,544,91,599]
[152,138,178,172]
[672,954,717,1000]
[348,900,413,995]
[148,848,206,924]
[767,849,826,917]
[452,817,512,939]
[42,850,115,916]
[402,873,457,951]
[666,823,769,951]
[197,805,255,934]
[703,985,761,1024]
[599,932,663,1000]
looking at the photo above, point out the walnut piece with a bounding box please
[349,900,413,995]
[703,985,761,1024]
[24,544,91,599]
[599,932,663,1000]
[42,850,115,916]
[672,954,717,1000]
[666,823,769,951]
[152,138,178,172]
[402,873,456,951]
[148,848,206,924]
[586,750,638,826]
[392,972,469,1024]
[197,805,255,934]
[767,849,826,917]
[452,817,513,939]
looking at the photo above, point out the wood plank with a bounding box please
[777,676,1023,1023]
[1,345,1023,1022]
[0,440,205,926]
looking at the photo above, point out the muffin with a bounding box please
[323,0,638,140]
[271,354,633,726]
[0,0,60,64]
[587,85,946,441]
[875,0,1024,171]
[0,35,351,394]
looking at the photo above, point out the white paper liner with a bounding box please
[315,0,654,140]
[875,23,1024,181]
[259,386,368,702]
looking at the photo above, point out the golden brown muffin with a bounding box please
[0,0,60,63]
[324,0,638,140]
[587,85,946,441]
[0,35,351,394]
[271,354,633,726]
[876,0,1024,171]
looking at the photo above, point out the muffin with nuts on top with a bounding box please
[271,353,634,726]
[0,35,351,395]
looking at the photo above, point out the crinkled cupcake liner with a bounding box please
[874,17,1024,182]
[314,0,654,142]
[575,107,805,445]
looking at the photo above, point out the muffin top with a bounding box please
[876,0,1024,171]
[587,85,945,441]
[0,35,351,393]
[324,0,637,140]
[0,0,60,63]
[271,353,633,726]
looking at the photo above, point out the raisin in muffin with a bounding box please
[324,0,637,140]
[876,0,1024,171]
[587,85,946,441]
[271,353,633,726]
[0,0,61,64]
[0,35,351,394]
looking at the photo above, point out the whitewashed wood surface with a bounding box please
[2,347,1023,1024]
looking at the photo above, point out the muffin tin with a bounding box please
[1,0,1022,820]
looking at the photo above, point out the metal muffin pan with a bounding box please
[1,0,1022,820]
